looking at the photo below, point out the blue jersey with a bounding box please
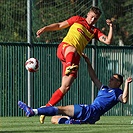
[91,85,123,116]
[58,85,123,124]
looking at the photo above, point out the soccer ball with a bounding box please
[25,58,39,72]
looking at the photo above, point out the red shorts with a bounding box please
[57,42,80,78]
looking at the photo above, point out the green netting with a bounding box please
[0,0,133,45]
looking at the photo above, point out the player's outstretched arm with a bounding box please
[99,19,113,45]
[36,20,69,38]
[119,77,132,104]
[82,53,102,89]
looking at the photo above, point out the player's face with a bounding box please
[108,75,121,88]
[86,11,100,25]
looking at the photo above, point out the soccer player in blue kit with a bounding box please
[18,53,132,124]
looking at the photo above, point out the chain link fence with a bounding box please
[0,0,133,45]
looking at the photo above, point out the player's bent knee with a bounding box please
[51,116,59,124]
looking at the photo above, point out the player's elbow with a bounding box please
[123,101,127,104]
[51,116,59,124]
[105,37,113,45]
[106,42,111,45]
[105,40,112,45]
[122,99,128,104]
[51,118,57,124]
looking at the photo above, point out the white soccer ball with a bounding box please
[25,58,39,72]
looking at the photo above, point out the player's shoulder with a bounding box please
[67,15,86,25]
[114,88,123,99]
[115,88,123,93]
[100,85,109,90]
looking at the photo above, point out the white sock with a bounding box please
[33,109,38,115]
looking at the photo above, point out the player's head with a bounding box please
[108,74,123,88]
[86,6,102,25]
[89,6,102,17]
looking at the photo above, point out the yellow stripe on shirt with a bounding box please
[62,23,94,56]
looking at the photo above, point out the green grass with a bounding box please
[0,116,133,133]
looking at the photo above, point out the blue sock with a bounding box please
[37,106,58,116]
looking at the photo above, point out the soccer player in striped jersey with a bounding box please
[18,53,132,124]
[36,6,113,124]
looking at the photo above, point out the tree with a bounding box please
[97,0,133,46]
[0,0,27,42]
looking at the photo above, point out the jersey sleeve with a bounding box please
[100,85,109,90]
[116,89,123,101]
[67,16,80,26]
[94,28,104,40]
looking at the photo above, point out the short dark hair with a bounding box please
[114,73,123,85]
[90,6,102,16]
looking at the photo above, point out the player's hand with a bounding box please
[106,19,113,27]
[125,77,132,84]
[36,28,45,38]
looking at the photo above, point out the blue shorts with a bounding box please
[58,104,100,124]
[58,117,81,124]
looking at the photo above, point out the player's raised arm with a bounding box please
[82,53,102,89]
[36,20,70,38]
[119,77,132,104]
[99,19,113,45]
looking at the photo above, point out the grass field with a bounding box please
[0,116,133,133]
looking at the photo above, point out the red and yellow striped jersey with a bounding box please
[62,16,104,55]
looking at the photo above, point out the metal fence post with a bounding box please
[91,0,97,103]
[27,0,32,106]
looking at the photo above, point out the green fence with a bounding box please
[0,0,133,117]
[0,43,133,116]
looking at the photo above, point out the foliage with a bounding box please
[0,0,27,42]
[32,0,91,43]
[0,0,133,45]
[98,0,133,46]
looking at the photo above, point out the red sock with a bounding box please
[46,89,64,106]
[65,52,75,67]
